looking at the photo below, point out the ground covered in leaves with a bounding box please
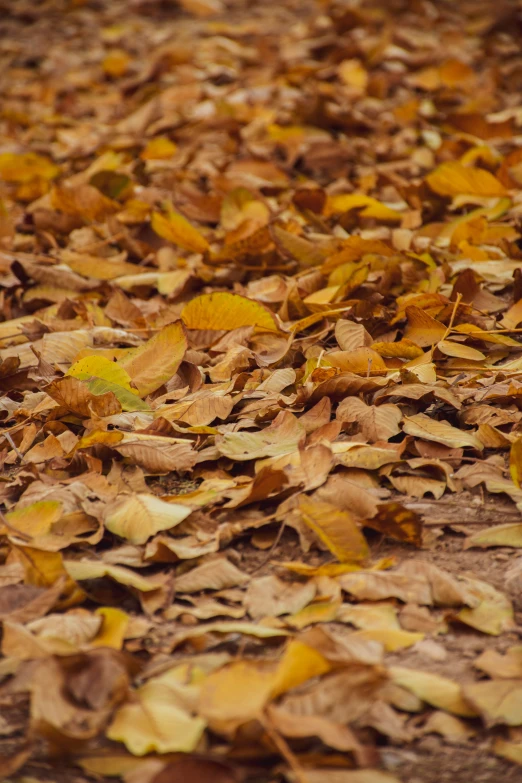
[2,0,522,781]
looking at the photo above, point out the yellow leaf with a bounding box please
[140,136,178,160]
[336,602,400,630]
[426,162,507,197]
[494,738,522,765]
[0,152,59,183]
[198,639,329,734]
[510,437,522,488]
[352,629,424,651]
[217,411,304,461]
[67,355,134,392]
[298,496,369,563]
[389,667,477,717]
[3,501,62,539]
[271,223,328,268]
[338,59,368,90]
[104,493,192,545]
[151,202,209,253]
[199,660,275,734]
[371,340,424,360]
[326,348,388,375]
[51,183,119,222]
[102,48,130,77]
[404,306,446,347]
[465,522,522,549]
[64,560,167,592]
[437,339,485,361]
[119,321,187,396]
[270,639,330,698]
[327,194,403,222]
[182,291,278,332]
[456,577,514,636]
[92,608,129,650]
[402,413,483,450]
[463,680,522,726]
[107,665,206,754]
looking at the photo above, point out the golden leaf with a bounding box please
[326,194,403,222]
[51,183,119,222]
[182,291,278,332]
[151,202,209,253]
[0,152,59,183]
[426,162,507,197]
[364,502,423,547]
[119,321,187,396]
[298,496,369,563]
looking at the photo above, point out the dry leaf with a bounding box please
[299,496,369,563]
[104,494,192,545]
[182,292,278,332]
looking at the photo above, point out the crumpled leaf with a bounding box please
[107,664,206,754]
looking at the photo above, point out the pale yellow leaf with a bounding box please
[216,411,304,461]
[103,493,192,545]
[402,413,483,450]
[389,667,477,717]
[119,321,187,396]
[465,522,522,549]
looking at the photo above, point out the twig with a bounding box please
[251,520,286,574]
[261,710,310,783]
[3,431,24,463]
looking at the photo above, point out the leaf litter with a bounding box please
[1,0,522,782]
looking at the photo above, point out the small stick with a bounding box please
[261,711,310,783]
[3,431,24,463]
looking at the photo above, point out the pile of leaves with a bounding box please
[1,0,522,781]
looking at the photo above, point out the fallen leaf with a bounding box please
[182,292,278,332]
[103,494,192,545]
[462,680,522,726]
[107,664,206,754]
[426,162,507,197]
[389,667,477,717]
[403,414,483,450]
[151,202,209,253]
[119,322,188,396]
[299,496,369,563]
